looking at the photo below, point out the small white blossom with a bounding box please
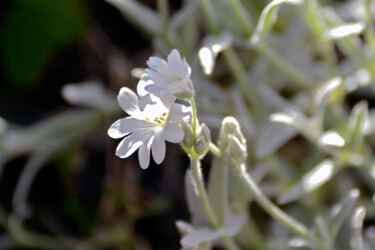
[108,87,190,169]
[143,49,195,100]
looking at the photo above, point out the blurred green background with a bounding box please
[0,0,189,249]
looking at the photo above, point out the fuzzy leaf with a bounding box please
[256,121,297,158]
[208,157,228,226]
[250,0,302,45]
[329,189,360,240]
[277,159,337,204]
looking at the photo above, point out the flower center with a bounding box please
[146,112,168,130]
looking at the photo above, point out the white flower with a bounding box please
[143,49,195,100]
[108,87,190,169]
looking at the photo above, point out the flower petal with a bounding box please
[108,119,127,138]
[164,122,184,143]
[116,130,152,158]
[118,87,139,115]
[119,117,152,134]
[152,132,166,164]
[138,136,153,169]
[169,103,190,123]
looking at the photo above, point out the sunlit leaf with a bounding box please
[351,206,366,250]
[62,81,118,114]
[250,0,302,45]
[329,189,360,240]
[327,22,365,40]
[199,32,232,75]
[277,159,337,204]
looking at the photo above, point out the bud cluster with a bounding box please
[182,123,211,157]
[219,117,247,172]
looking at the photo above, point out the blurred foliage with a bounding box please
[0,0,89,88]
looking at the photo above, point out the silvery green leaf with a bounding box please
[329,189,360,241]
[348,101,370,151]
[318,131,345,148]
[199,33,232,75]
[250,0,302,45]
[180,226,219,248]
[178,212,246,248]
[351,207,366,250]
[62,82,118,113]
[0,110,102,157]
[323,8,364,64]
[314,216,333,248]
[105,0,161,36]
[255,121,297,158]
[288,237,313,248]
[208,157,228,226]
[184,169,208,228]
[327,22,365,40]
[277,159,337,204]
[313,77,342,130]
[222,212,247,236]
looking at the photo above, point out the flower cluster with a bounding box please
[108,49,194,169]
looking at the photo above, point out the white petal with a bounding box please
[138,137,153,169]
[108,119,127,138]
[168,49,186,75]
[169,103,190,123]
[119,117,151,134]
[152,132,166,164]
[164,122,184,143]
[116,131,152,158]
[137,75,152,97]
[118,87,139,115]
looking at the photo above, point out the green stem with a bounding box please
[157,0,169,36]
[229,0,254,36]
[190,157,239,250]
[196,0,219,32]
[209,142,222,157]
[190,98,198,139]
[236,165,328,250]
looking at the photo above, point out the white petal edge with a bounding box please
[108,119,127,138]
[152,132,166,164]
[138,137,153,169]
[118,87,139,115]
[164,122,184,143]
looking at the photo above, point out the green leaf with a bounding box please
[184,169,208,228]
[207,157,228,227]
[106,0,161,37]
[250,0,302,45]
[329,189,360,241]
[0,0,89,88]
[277,159,338,204]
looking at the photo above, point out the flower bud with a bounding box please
[194,123,211,155]
[181,122,194,149]
[219,117,247,171]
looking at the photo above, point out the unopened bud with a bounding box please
[194,124,211,155]
[181,123,194,148]
[219,117,247,171]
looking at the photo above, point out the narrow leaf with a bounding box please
[207,157,228,226]
[105,0,161,36]
[250,0,302,45]
[277,159,337,204]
